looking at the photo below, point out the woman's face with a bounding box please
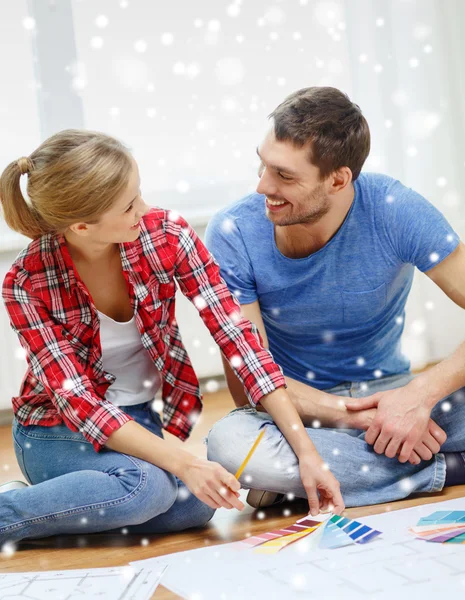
[70,159,151,245]
[99,159,150,243]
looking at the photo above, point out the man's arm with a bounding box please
[222,300,365,428]
[347,242,465,462]
[410,241,465,399]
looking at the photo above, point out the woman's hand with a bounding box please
[179,457,245,511]
[299,454,345,516]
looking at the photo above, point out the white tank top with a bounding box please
[97,310,162,406]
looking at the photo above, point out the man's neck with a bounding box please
[275,184,355,259]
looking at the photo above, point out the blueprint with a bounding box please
[0,564,167,600]
[131,498,465,600]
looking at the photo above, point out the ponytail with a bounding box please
[0,157,50,239]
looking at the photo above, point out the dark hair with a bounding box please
[269,87,370,181]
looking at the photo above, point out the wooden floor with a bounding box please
[1,387,464,599]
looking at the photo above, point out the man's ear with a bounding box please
[329,167,352,194]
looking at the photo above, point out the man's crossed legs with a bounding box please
[207,373,465,507]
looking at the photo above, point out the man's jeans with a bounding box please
[0,402,214,547]
[207,373,465,507]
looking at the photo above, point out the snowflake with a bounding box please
[141,538,149,546]
[227,4,240,17]
[429,252,439,263]
[205,380,220,393]
[291,573,307,588]
[306,371,315,380]
[257,511,265,520]
[186,63,201,79]
[176,180,190,193]
[222,96,238,112]
[376,17,385,27]
[178,487,191,501]
[322,330,335,343]
[441,401,452,412]
[356,357,366,367]
[208,19,221,32]
[313,1,343,27]
[215,57,244,86]
[91,36,104,49]
[312,420,321,429]
[283,508,292,517]
[146,107,156,118]
[95,15,109,28]
[413,23,432,41]
[436,176,447,187]
[332,448,340,456]
[193,295,207,311]
[22,17,36,30]
[134,39,147,53]
[391,89,409,107]
[373,369,383,379]
[399,477,413,492]
[396,316,403,325]
[161,32,174,45]
[152,399,164,412]
[361,464,369,473]
[15,347,27,360]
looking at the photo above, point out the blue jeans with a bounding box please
[207,373,465,507]
[0,403,214,546]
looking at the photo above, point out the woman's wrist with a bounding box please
[170,448,197,479]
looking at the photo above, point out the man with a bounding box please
[205,86,465,509]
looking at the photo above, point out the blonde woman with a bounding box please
[0,130,343,548]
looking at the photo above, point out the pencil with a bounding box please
[235,428,266,480]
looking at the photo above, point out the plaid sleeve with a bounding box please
[172,215,286,406]
[2,268,133,452]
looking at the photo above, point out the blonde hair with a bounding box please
[0,129,133,239]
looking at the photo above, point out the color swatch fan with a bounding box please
[410,510,465,544]
[239,514,382,554]
[319,515,382,549]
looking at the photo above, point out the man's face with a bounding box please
[256,127,331,227]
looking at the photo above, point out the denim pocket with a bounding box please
[342,282,387,325]
[12,433,33,485]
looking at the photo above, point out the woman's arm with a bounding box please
[106,421,243,510]
[171,217,345,514]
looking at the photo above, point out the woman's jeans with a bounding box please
[0,402,214,547]
[207,373,465,507]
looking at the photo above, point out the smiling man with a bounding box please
[205,86,465,509]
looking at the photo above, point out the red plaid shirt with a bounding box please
[2,208,285,451]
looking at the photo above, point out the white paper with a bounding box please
[0,564,168,600]
[131,498,465,600]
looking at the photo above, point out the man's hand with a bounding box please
[345,386,447,463]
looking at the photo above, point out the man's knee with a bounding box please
[207,418,241,473]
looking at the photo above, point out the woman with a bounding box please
[0,130,344,548]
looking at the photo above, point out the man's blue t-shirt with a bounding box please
[205,173,460,390]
